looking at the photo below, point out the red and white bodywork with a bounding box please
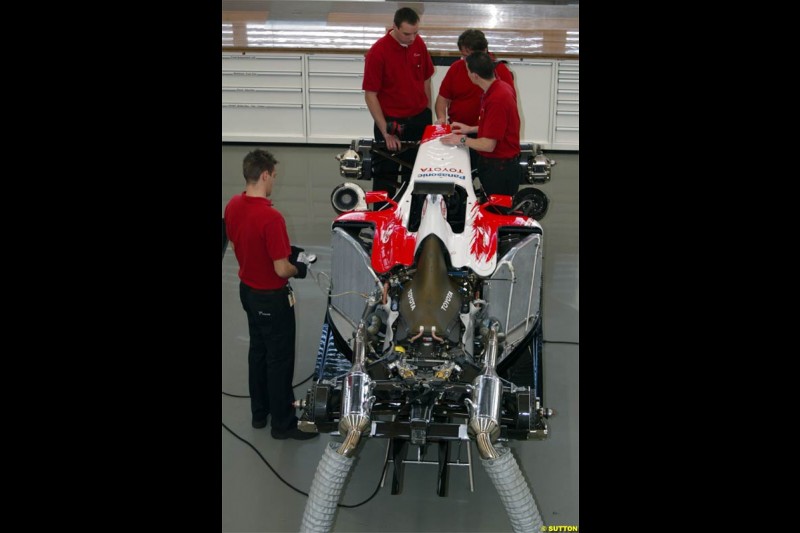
[335,125,541,277]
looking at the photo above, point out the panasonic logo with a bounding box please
[408,288,416,311]
[441,290,453,311]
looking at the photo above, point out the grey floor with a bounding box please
[222,144,579,533]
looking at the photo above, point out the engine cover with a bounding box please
[398,236,462,341]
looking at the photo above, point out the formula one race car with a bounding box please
[298,125,555,533]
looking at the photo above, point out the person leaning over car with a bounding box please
[440,52,521,202]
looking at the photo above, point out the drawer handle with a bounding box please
[222,103,303,109]
[222,55,302,60]
[556,127,579,131]
[309,104,369,110]
[308,88,363,94]
[556,111,579,116]
[222,87,302,92]
[309,72,363,78]
[308,56,363,61]
[557,89,579,94]
[223,70,302,76]
[506,62,554,67]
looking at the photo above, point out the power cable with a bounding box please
[221,421,387,508]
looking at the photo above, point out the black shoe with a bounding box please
[271,427,319,440]
[252,418,268,429]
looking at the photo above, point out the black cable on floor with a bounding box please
[222,421,308,497]
[221,421,387,508]
[222,373,316,398]
[292,373,314,388]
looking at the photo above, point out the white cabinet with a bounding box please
[222,54,306,142]
[221,53,578,151]
[506,60,556,148]
[551,60,579,150]
[305,54,373,143]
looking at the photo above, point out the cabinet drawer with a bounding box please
[308,89,364,106]
[553,126,579,145]
[222,104,305,140]
[307,54,365,74]
[556,87,579,102]
[555,111,579,128]
[308,72,364,90]
[222,54,303,73]
[556,100,579,112]
[222,87,304,105]
[557,78,580,90]
[307,105,373,139]
[222,71,303,89]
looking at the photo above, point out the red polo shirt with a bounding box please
[477,79,520,159]
[438,55,516,126]
[224,193,291,290]
[362,29,434,118]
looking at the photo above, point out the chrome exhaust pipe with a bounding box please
[465,326,503,459]
[336,323,374,457]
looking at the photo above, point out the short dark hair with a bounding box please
[457,29,488,52]
[465,51,496,81]
[394,7,420,28]
[243,149,278,183]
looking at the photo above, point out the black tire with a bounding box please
[513,187,549,220]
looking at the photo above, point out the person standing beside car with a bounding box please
[224,148,317,441]
[362,6,435,200]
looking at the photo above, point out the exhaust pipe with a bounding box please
[465,326,545,533]
[337,323,374,457]
[465,326,503,459]
[300,323,375,532]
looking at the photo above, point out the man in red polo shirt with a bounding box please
[224,149,317,441]
[435,29,516,175]
[363,7,434,201]
[440,52,521,202]
[435,29,516,127]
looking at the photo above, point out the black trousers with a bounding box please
[372,107,433,202]
[477,154,521,199]
[239,282,297,431]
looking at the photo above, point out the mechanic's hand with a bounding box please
[449,121,468,134]
[440,133,461,146]
[293,261,308,279]
[289,245,304,265]
[383,131,401,152]
[434,117,447,126]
